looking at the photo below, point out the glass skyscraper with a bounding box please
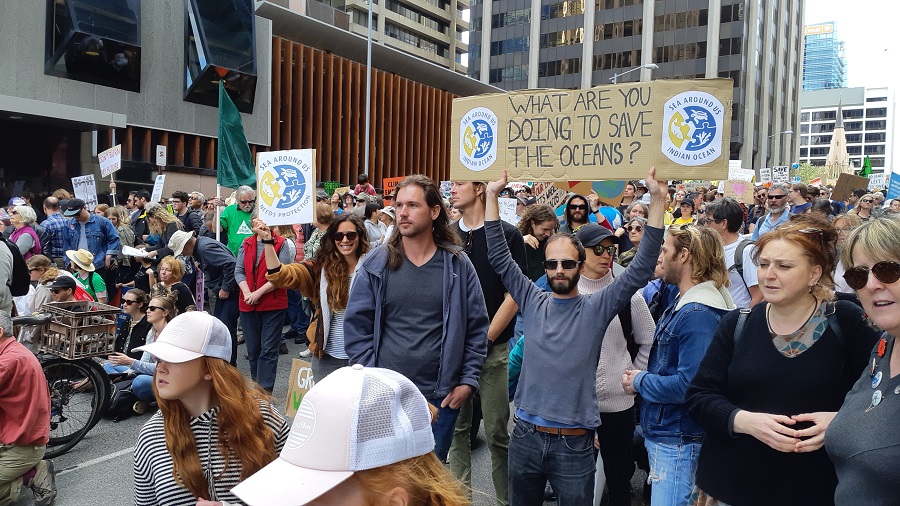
[802,22,847,91]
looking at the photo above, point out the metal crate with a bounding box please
[38,301,120,359]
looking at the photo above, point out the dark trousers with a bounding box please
[597,407,636,506]
[285,289,309,337]
[212,289,239,365]
[240,309,286,391]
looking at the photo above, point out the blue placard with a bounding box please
[888,172,900,199]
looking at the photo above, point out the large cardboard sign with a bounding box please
[284,358,314,418]
[553,180,627,207]
[256,150,315,226]
[451,79,733,182]
[831,173,870,203]
[71,175,98,210]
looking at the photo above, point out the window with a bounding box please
[45,0,142,92]
[866,120,887,130]
[490,37,529,55]
[492,9,529,28]
[866,96,887,102]
[540,28,584,48]
[489,65,528,83]
[845,121,863,132]
[842,108,864,119]
[865,132,887,142]
[811,111,836,121]
[845,134,862,143]
[867,107,888,118]
[184,0,257,112]
[542,0,585,20]
[801,112,809,121]
[865,145,886,155]
[538,58,580,77]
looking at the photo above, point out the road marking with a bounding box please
[57,447,134,476]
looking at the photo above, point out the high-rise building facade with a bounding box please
[799,87,895,173]
[468,0,804,172]
[339,0,470,73]
[802,22,847,91]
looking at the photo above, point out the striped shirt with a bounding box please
[133,399,289,506]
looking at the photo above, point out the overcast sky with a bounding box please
[804,0,899,89]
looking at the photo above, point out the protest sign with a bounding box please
[333,186,352,196]
[723,180,754,204]
[99,145,122,177]
[831,173,870,203]
[532,182,569,209]
[383,177,405,197]
[759,168,772,184]
[808,177,822,187]
[888,172,900,199]
[868,173,886,190]
[499,197,518,225]
[284,358,314,418]
[150,175,166,203]
[728,167,754,182]
[771,166,790,185]
[256,150,315,226]
[553,180,626,207]
[728,160,743,171]
[451,79,732,182]
[323,181,341,196]
[71,175,98,210]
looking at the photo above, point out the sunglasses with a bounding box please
[626,225,643,232]
[147,305,164,312]
[239,199,256,205]
[50,289,63,294]
[843,261,900,290]
[333,231,359,242]
[543,259,581,270]
[767,194,787,200]
[861,199,874,203]
[591,245,617,257]
[697,209,705,214]
[122,299,139,305]
[568,204,588,210]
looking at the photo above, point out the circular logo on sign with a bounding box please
[459,107,498,172]
[259,164,307,209]
[661,91,724,167]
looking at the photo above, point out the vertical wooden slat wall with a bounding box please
[265,37,457,187]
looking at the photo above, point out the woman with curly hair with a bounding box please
[144,203,184,260]
[132,311,288,505]
[252,213,369,380]
[516,203,558,281]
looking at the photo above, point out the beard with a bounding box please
[549,271,580,295]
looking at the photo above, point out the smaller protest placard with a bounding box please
[383,177,405,197]
[723,180,754,203]
[499,197,518,225]
[532,182,569,210]
[831,173,870,203]
[99,145,122,177]
[772,166,790,185]
[728,167,754,182]
[71,175,98,211]
[150,175,166,203]
[257,150,316,226]
[284,358,314,417]
[808,177,822,187]
[323,181,341,196]
[759,168,773,184]
[868,173,886,190]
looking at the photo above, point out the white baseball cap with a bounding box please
[133,311,232,363]
[232,365,435,505]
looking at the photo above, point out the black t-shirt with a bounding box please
[453,219,526,345]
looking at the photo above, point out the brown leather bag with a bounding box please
[306,307,325,359]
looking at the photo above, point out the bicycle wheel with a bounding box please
[81,358,112,430]
[42,359,103,457]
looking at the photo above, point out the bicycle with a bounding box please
[13,302,116,458]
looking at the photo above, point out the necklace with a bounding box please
[766,296,818,337]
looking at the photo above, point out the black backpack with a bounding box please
[617,304,639,363]
[729,238,756,289]
[105,378,138,422]
[33,223,52,259]
[0,236,31,296]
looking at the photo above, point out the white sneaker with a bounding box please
[299,348,312,358]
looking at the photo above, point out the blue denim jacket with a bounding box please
[635,281,735,443]
[62,215,121,270]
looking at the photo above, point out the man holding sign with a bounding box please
[483,167,666,505]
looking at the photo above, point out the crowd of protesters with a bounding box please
[0,170,899,506]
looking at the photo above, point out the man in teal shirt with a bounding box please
[220,185,256,255]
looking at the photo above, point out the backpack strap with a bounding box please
[823,301,845,351]
[617,302,637,362]
[733,308,752,347]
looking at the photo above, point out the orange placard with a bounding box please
[383,177,405,196]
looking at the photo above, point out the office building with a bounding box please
[468,0,804,173]
[0,0,496,202]
[340,0,470,73]
[801,22,847,91]
[799,87,895,173]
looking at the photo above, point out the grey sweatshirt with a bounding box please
[485,220,663,427]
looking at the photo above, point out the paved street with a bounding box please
[37,335,645,506]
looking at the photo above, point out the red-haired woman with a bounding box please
[132,311,288,505]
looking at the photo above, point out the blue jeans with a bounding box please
[644,438,702,506]
[102,363,155,402]
[508,418,596,506]
[212,289,239,365]
[285,289,309,336]
[427,398,460,462]
[240,309,286,391]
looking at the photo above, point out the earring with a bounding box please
[204,374,212,380]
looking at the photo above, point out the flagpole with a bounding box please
[363,0,373,177]
[216,184,222,241]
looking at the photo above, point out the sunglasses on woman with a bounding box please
[843,261,900,290]
[147,305,164,312]
[122,299,139,305]
[626,225,643,232]
[333,231,358,242]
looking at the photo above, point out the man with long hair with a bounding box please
[621,224,735,505]
[344,175,490,463]
[484,168,666,505]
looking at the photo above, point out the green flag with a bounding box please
[860,155,873,178]
[217,81,255,189]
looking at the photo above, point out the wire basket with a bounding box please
[38,301,120,359]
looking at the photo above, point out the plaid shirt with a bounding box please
[40,212,68,259]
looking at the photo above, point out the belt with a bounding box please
[533,425,588,436]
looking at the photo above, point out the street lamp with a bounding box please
[609,63,659,84]
[766,129,793,139]
[764,129,794,180]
